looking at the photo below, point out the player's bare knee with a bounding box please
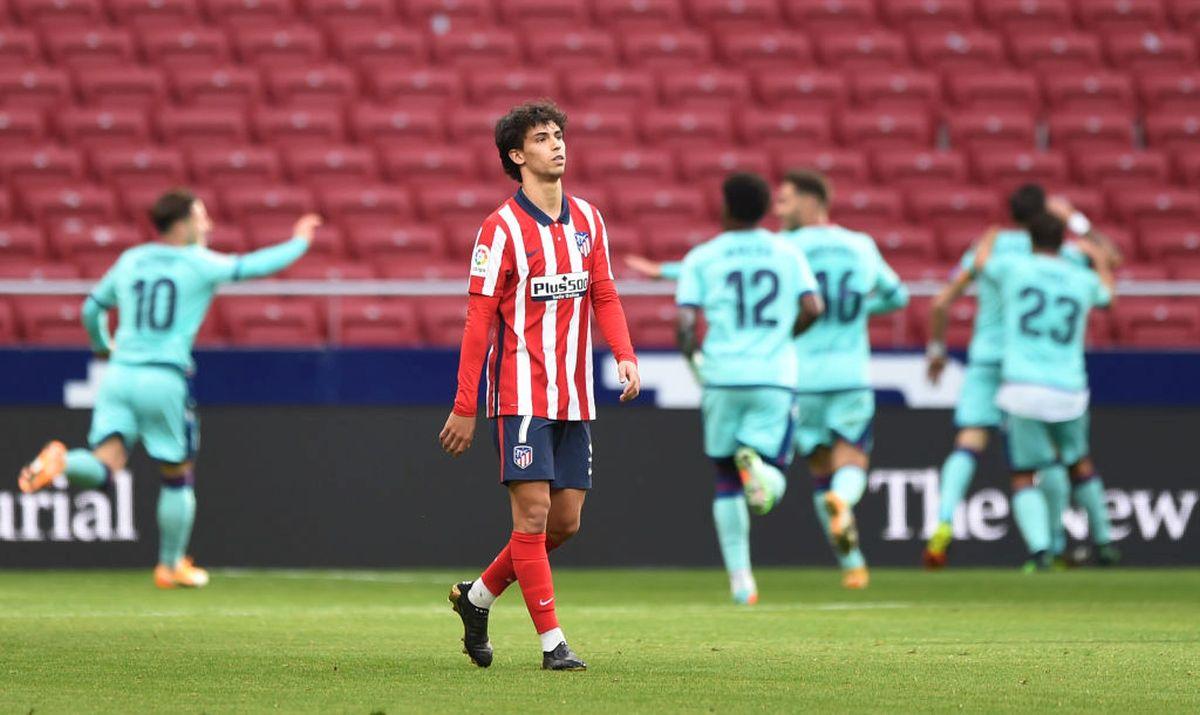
[832,442,868,470]
[547,516,581,545]
[1011,473,1037,491]
[1068,458,1095,481]
[956,428,988,452]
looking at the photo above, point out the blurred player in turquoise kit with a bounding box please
[972,213,1116,571]
[675,173,823,604]
[924,186,1121,568]
[17,189,321,588]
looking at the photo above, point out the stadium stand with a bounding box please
[0,0,1198,348]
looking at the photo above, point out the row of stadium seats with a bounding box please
[3,295,1199,348]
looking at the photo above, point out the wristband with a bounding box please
[926,341,947,360]
[1068,212,1091,237]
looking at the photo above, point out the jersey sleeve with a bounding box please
[981,254,1013,283]
[792,245,818,297]
[870,245,909,313]
[1062,242,1092,268]
[468,218,514,297]
[674,250,703,308]
[958,247,977,275]
[87,261,119,310]
[82,261,118,353]
[588,207,616,283]
[660,261,683,281]
[1090,272,1113,308]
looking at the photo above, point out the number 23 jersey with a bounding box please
[784,224,905,392]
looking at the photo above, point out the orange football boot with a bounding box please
[824,491,859,555]
[154,557,210,589]
[18,441,66,494]
[842,567,870,590]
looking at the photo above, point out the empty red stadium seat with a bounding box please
[76,66,167,109]
[170,66,261,107]
[13,0,102,26]
[266,66,358,107]
[49,222,141,262]
[1048,111,1136,151]
[245,220,343,255]
[1144,109,1200,150]
[432,30,520,68]
[678,149,772,185]
[1113,300,1200,346]
[1086,310,1115,348]
[817,30,909,69]
[417,184,506,221]
[832,186,904,225]
[661,69,751,107]
[466,69,559,109]
[0,259,81,280]
[1105,30,1196,70]
[1138,70,1200,110]
[580,148,676,185]
[205,0,294,26]
[205,224,248,253]
[366,67,462,107]
[945,71,1040,110]
[349,106,442,149]
[687,0,780,28]
[559,110,635,152]
[946,110,1038,151]
[346,224,442,260]
[406,0,494,24]
[417,297,467,347]
[0,68,72,109]
[526,31,617,68]
[754,70,849,110]
[873,150,968,187]
[252,107,345,147]
[717,30,813,70]
[302,0,394,28]
[56,108,150,150]
[330,298,422,347]
[140,28,230,70]
[1073,150,1170,187]
[0,146,85,187]
[781,0,877,30]
[563,69,656,109]
[1046,185,1109,222]
[283,257,376,280]
[1114,262,1170,281]
[110,0,199,26]
[189,145,281,186]
[623,296,678,349]
[1140,223,1200,262]
[912,30,1005,71]
[234,25,325,67]
[642,109,733,149]
[14,297,90,345]
[496,0,589,25]
[882,0,974,29]
[318,184,412,231]
[860,223,938,262]
[24,186,116,226]
[0,28,42,67]
[0,224,45,259]
[851,71,941,109]
[1172,148,1200,182]
[1090,223,1137,258]
[972,149,1069,188]
[909,297,977,349]
[838,109,932,150]
[1009,32,1103,71]
[0,300,15,344]
[223,185,316,227]
[222,298,325,346]
[1169,0,1200,27]
[91,147,187,189]
[1111,187,1200,225]
[329,26,425,71]
[908,187,1002,228]
[380,146,477,184]
[44,28,134,66]
[1078,0,1167,32]
[773,148,869,184]
[1043,71,1135,111]
[614,186,707,223]
[621,29,712,67]
[739,109,832,149]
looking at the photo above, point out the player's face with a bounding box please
[189,200,213,246]
[774,182,805,230]
[512,122,566,181]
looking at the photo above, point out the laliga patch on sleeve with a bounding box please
[470,244,491,278]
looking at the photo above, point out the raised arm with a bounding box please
[1047,197,1123,268]
[230,214,321,281]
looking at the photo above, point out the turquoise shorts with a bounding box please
[794,388,875,457]
[1003,412,1090,472]
[88,363,198,464]
[955,362,1003,429]
[700,386,795,464]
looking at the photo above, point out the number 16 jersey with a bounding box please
[675,228,817,390]
[784,225,904,392]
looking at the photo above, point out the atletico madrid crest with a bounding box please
[574,231,592,257]
[513,445,534,470]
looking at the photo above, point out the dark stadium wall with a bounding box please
[1,406,1196,568]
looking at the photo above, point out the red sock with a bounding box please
[479,536,561,596]
[509,531,559,634]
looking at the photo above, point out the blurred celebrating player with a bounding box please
[924,186,1121,568]
[778,171,909,590]
[17,189,321,588]
[973,213,1116,571]
[675,173,823,605]
[439,101,640,671]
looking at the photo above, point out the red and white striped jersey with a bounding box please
[468,188,617,421]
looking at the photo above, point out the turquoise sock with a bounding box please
[831,465,867,508]
[1038,465,1070,556]
[1012,487,1051,556]
[157,484,196,567]
[712,495,751,575]
[937,449,977,524]
[812,489,866,570]
[1072,477,1112,546]
[65,449,109,489]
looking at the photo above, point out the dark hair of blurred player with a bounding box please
[722,172,772,228]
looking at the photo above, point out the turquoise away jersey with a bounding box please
[676,228,818,390]
[85,237,309,372]
[785,224,907,392]
[959,230,1090,365]
[983,252,1111,392]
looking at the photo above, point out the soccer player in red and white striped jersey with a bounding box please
[439,101,640,671]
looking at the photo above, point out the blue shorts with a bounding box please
[88,363,198,465]
[700,386,795,464]
[794,388,875,457]
[955,362,1003,429]
[1003,412,1091,472]
[491,416,592,490]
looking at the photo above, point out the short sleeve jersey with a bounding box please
[960,229,1090,365]
[785,225,904,391]
[675,228,818,390]
[983,253,1111,392]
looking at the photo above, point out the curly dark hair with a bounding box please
[723,173,771,225]
[494,100,568,182]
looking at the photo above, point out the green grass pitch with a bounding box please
[2,568,1198,713]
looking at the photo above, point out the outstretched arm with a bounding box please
[1047,197,1122,268]
[230,214,322,281]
